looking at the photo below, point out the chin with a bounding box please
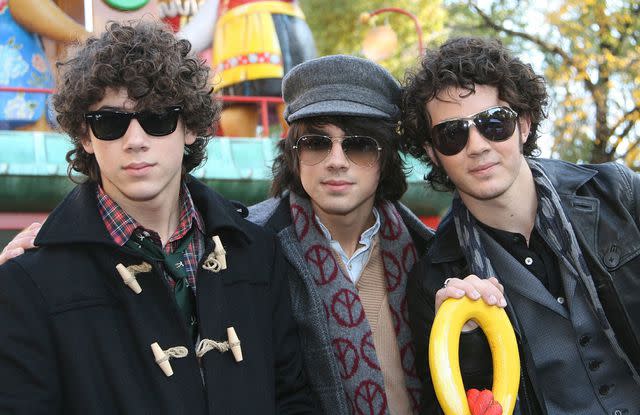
[315,202,358,216]
[319,206,353,216]
[116,183,163,202]
[463,185,508,201]
[123,191,160,203]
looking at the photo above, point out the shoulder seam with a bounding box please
[613,162,633,202]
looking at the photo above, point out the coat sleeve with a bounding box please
[407,262,442,415]
[624,165,640,226]
[269,239,320,414]
[608,162,640,227]
[0,260,61,414]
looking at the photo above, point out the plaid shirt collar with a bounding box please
[97,183,204,247]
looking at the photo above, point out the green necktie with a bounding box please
[125,228,198,342]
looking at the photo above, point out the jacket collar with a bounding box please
[533,158,597,194]
[186,177,252,243]
[428,158,599,264]
[256,196,293,234]
[427,209,465,263]
[36,176,251,247]
[394,201,434,253]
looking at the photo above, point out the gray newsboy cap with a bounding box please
[282,55,401,123]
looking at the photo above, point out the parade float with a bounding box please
[0,3,527,414]
[0,0,451,243]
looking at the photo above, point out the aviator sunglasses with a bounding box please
[293,134,382,167]
[431,106,519,156]
[84,106,182,141]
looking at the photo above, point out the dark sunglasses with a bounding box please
[431,106,518,156]
[293,134,382,167]
[84,106,182,141]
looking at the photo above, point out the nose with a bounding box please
[324,139,349,170]
[121,118,149,151]
[464,122,491,156]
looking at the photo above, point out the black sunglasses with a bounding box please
[293,134,382,167]
[84,106,182,141]
[431,106,518,156]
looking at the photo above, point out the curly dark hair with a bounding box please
[53,19,219,182]
[271,116,408,203]
[401,36,548,191]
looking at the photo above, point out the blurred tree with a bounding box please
[298,0,446,80]
[445,0,640,169]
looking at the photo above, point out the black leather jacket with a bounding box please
[408,158,640,414]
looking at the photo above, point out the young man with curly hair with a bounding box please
[248,54,435,415]
[402,37,640,414]
[0,20,315,414]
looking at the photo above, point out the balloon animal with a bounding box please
[429,297,521,415]
[0,0,87,131]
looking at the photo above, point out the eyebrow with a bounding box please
[435,105,511,125]
[304,126,330,136]
[91,106,134,112]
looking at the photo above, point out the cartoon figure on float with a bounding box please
[179,0,316,137]
[0,0,87,131]
[93,0,201,32]
[156,0,204,32]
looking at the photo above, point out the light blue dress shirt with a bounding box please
[315,208,381,285]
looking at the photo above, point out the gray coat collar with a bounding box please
[429,158,598,263]
[534,158,597,194]
[250,196,350,414]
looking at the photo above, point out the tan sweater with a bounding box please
[334,236,412,415]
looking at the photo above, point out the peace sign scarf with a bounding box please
[290,193,422,414]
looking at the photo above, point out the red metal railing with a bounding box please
[364,7,424,55]
[0,86,56,94]
[218,95,283,137]
[0,86,283,137]
[0,213,48,230]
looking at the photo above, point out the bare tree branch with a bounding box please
[608,105,640,138]
[620,136,640,161]
[469,2,573,63]
[463,1,638,166]
[611,7,633,56]
[608,120,634,156]
[470,1,598,93]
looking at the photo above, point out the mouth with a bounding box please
[321,179,354,191]
[469,162,498,175]
[123,162,155,175]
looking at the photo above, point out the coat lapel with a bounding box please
[258,197,336,360]
[560,195,599,251]
[279,226,329,327]
[478,227,569,319]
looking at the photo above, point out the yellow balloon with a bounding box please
[429,296,520,415]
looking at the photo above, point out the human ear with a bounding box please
[81,136,94,154]
[425,144,439,166]
[518,114,532,144]
[184,130,197,146]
